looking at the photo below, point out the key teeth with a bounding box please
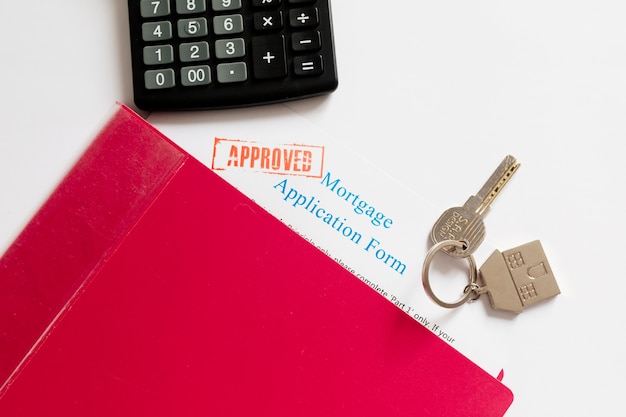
[476,159,520,215]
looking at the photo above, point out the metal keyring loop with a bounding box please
[422,240,478,309]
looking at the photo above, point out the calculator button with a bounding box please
[289,8,319,28]
[142,21,173,42]
[254,11,283,31]
[213,15,244,36]
[180,41,210,62]
[212,0,242,11]
[181,65,212,86]
[294,55,323,76]
[178,18,209,38]
[143,45,174,65]
[252,0,282,8]
[216,62,248,83]
[140,0,170,18]
[176,0,207,14]
[215,38,246,59]
[291,31,321,52]
[145,69,176,89]
[252,36,287,80]
[287,0,315,4]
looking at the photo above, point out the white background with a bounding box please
[1,1,625,415]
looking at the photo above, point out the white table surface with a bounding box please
[1,1,625,415]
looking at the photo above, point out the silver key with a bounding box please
[430,155,520,258]
[475,240,560,313]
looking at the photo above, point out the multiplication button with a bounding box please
[254,11,283,31]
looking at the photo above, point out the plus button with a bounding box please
[263,52,275,64]
[252,35,287,80]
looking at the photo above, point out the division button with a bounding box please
[288,8,319,28]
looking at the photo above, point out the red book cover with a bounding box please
[0,104,513,416]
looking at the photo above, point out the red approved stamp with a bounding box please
[212,138,325,178]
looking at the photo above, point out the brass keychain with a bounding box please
[422,156,560,313]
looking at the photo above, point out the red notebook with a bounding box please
[0,104,513,416]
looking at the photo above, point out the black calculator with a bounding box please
[127,0,338,110]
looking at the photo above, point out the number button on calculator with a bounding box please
[128,0,338,110]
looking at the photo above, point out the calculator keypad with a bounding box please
[128,0,337,110]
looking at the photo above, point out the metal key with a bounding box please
[475,240,560,313]
[430,155,520,258]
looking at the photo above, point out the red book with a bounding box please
[0,104,513,416]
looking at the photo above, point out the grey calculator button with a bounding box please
[142,21,173,42]
[176,0,207,14]
[213,15,244,35]
[215,38,245,59]
[180,42,210,62]
[140,0,171,18]
[143,45,174,65]
[178,18,209,38]
[212,0,242,11]
[181,65,212,86]
[145,69,176,89]
[216,62,247,83]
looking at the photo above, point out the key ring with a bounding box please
[422,240,479,308]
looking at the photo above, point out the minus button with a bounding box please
[291,31,321,52]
